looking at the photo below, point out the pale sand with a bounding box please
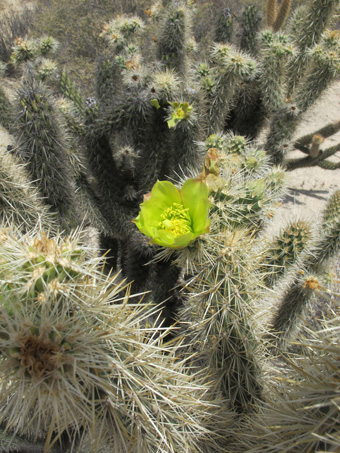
[259,80,340,235]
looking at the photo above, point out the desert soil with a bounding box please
[264,80,340,234]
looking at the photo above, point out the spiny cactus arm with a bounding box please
[322,189,340,224]
[310,212,340,268]
[265,102,299,165]
[12,76,78,229]
[0,147,56,232]
[208,44,258,133]
[58,70,85,115]
[176,228,265,414]
[293,119,340,153]
[268,190,340,346]
[262,220,312,288]
[272,0,292,32]
[267,271,321,348]
[287,0,339,95]
[265,0,277,28]
[292,0,339,52]
[96,52,123,105]
[84,124,127,201]
[215,8,234,44]
[294,38,340,114]
[257,31,295,113]
[156,2,192,76]
[239,4,262,56]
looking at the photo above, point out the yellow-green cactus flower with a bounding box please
[167,101,193,128]
[133,178,211,248]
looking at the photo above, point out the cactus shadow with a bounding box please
[283,188,330,205]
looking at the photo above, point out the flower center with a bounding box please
[159,203,192,236]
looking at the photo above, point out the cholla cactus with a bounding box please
[11,36,58,66]
[12,75,79,230]
[266,0,292,32]
[0,226,230,452]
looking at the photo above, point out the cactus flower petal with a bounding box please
[133,179,211,248]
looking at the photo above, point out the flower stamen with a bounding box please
[158,203,192,236]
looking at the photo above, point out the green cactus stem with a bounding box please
[215,8,234,44]
[12,75,78,229]
[208,44,257,133]
[240,4,261,56]
[59,70,85,114]
[257,31,294,113]
[157,4,191,75]
[263,220,312,287]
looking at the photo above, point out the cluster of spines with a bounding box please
[263,220,312,287]
[294,30,340,113]
[257,31,294,113]
[0,227,229,453]
[58,70,85,114]
[207,43,257,133]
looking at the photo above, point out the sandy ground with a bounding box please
[264,80,340,234]
[272,81,340,222]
